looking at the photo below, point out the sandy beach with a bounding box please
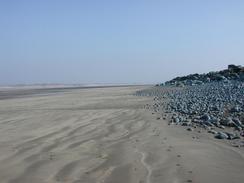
[0,86,243,183]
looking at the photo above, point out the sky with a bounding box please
[0,0,244,85]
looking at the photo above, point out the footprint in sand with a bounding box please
[153,132,160,136]
[177,154,181,158]
[49,152,55,160]
[176,163,181,166]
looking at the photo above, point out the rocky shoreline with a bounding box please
[136,65,244,147]
[160,64,244,87]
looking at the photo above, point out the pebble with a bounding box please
[187,128,193,131]
[215,132,228,139]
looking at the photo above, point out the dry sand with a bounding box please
[0,86,243,183]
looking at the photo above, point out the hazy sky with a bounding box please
[1,0,244,85]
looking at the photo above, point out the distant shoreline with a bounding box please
[0,84,151,90]
[0,84,152,100]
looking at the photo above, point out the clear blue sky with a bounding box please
[1,0,244,85]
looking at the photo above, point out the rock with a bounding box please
[240,131,244,137]
[235,126,242,131]
[187,127,193,131]
[176,82,185,87]
[182,122,191,126]
[173,117,180,123]
[240,72,244,81]
[201,114,211,121]
[233,118,242,126]
[220,118,235,127]
[208,130,218,134]
[202,124,211,130]
[225,132,239,140]
[228,64,242,72]
[231,106,241,113]
[218,125,225,129]
[205,77,211,82]
[232,136,241,140]
[204,121,214,127]
[215,132,228,139]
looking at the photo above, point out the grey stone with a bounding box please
[233,118,242,126]
[225,132,239,140]
[215,132,228,139]
[220,118,235,127]
[174,117,180,123]
[201,114,211,121]
[208,130,218,134]
[231,106,241,113]
[182,122,191,126]
[187,127,193,131]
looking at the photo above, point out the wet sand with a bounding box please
[0,86,243,183]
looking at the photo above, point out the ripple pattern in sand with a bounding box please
[0,87,149,183]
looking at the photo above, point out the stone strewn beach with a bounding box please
[0,85,243,183]
[137,65,244,147]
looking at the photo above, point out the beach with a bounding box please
[0,86,243,183]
